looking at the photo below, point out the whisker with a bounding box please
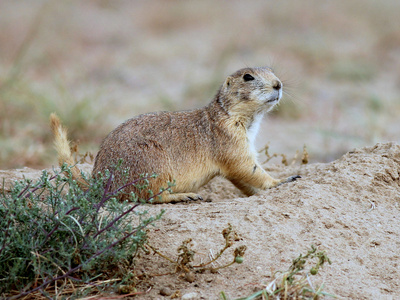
[283,89,303,105]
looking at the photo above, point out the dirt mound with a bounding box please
[1,142,399,299]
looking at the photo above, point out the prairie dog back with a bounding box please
[93,110,221,198]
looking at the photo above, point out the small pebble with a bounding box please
[160,287,173,296]
[182,292,198,300]
[184,271,196,283]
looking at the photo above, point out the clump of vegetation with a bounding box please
[220,245,334,300]
[260,143,309,166]
[146,223,247,280]
[0,164,164,299]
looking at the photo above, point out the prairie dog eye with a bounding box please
[243,74,255,81]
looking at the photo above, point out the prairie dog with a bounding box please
[51,67,300,203]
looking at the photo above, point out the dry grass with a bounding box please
[220,245,334,300]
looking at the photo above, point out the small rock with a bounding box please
[184,271,196,283]
[159,287,173,296]
[181,292,198,300]
[244,214,258,222]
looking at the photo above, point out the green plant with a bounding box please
[0,163,164,299]
[220,245,335,300]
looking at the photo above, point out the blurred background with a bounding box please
[0,0,399,169]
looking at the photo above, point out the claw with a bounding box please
[277,175,301,187]
[288,175,301,182]
[187,195,203,201]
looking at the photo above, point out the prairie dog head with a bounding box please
[221,67,282,116]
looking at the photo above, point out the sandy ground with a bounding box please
[2,142,399,299]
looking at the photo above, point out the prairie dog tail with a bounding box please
[50,113,88,188]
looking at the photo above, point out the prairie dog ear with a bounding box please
[224,76,232,89]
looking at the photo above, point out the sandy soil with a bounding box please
[2,142,399,299]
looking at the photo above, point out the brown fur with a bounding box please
[51,67,299,203]
[50,113,88,188]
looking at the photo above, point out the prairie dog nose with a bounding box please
[272,80,282,90]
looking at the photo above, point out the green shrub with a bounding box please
[0,164,164,299]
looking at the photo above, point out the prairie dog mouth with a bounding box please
[266,89,282,103]
[267,97,279,103]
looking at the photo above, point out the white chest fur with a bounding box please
[247,113,264,158]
